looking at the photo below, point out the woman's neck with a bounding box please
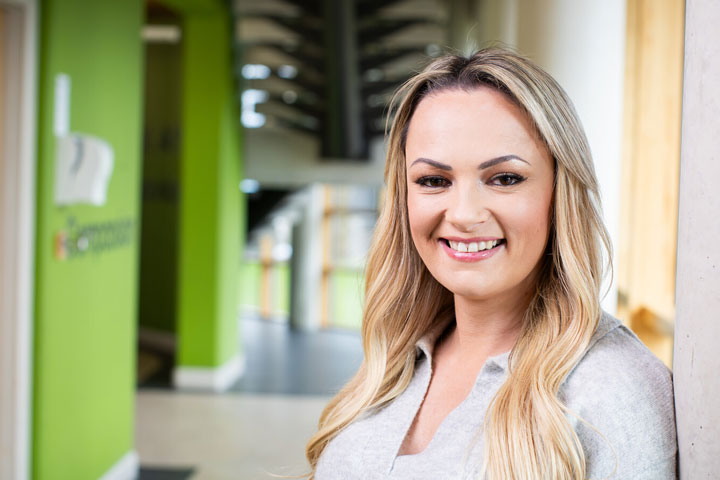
[445,284,534,362]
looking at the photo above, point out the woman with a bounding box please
[306,48,677,479]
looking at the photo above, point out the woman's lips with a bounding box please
[439,238,504,262]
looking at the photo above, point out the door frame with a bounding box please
[0,0,37,479]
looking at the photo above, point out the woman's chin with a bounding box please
[444,284,500,302]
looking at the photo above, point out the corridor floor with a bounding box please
[135,315,364,479]
[136,391,328,479]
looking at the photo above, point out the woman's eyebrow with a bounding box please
[410,158,452,170]
[410,155,530,171]
[478,155,529,169]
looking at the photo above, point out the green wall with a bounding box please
[239,261,291,317]
[137,0,244,368]
[33,0,143,478]
[33,0,243,477]
[168,1,244,368]
[331,268,364,330]
[139,0,244,367]
[138,39,182,333]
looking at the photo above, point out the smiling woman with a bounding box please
[406,87,554,310]
[307,48,677,479]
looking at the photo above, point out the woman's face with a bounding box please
[405,87,555,304]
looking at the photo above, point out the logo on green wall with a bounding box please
[54,216,136,260]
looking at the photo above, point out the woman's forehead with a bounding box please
[404,88,550,168]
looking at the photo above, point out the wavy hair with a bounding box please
[306,47,612,479]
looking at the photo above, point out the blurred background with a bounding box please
[0,0,686,479]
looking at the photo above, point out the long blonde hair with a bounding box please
[306,48,611,479]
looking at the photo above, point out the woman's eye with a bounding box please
[490,173,526,186]
[416,176,450,188]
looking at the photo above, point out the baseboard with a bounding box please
[99,450,139,480]
[172,353,245,392]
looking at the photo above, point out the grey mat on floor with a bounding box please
[139,466,194,480]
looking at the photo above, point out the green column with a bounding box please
[175,6,244,373]
[33,0,143,478]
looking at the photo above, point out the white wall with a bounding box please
[519,0,626,314]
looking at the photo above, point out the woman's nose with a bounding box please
[445,184,490,232]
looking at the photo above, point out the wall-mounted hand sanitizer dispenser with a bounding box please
[53,73,114,207]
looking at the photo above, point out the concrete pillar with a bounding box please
[674,0,720,476]
[290,184,324,330]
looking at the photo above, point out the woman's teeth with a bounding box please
[447,239,501,252]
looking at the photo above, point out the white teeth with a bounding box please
[447,239,501,252]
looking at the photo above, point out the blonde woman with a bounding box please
[307,48,677,479]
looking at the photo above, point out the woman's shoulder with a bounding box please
[565,311,673,400]
[562,311,677,479]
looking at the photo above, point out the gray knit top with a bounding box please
[315,312,677,479]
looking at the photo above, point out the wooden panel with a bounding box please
[618,0,685,366]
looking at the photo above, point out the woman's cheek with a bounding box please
[409,195,441,229]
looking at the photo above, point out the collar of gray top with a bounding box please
[413,310,619,374]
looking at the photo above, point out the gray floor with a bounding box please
[138,316,364,395]
[230,316,364,395]
[135,316,364,479]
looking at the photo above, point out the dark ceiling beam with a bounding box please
[361,79,405,96]
[355,0,405,19]
[271,114,322,135]
[265,94,325,119]
[265,71,325,97]
[281,0,323,17]
[236,0,448,161]
[261,14,324,46]
[323,0,366,159]
[365,124,387,137]
[242,42,324,73]
[360,47,422,70]
[358,18,433,44]
[362,103,389,119]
